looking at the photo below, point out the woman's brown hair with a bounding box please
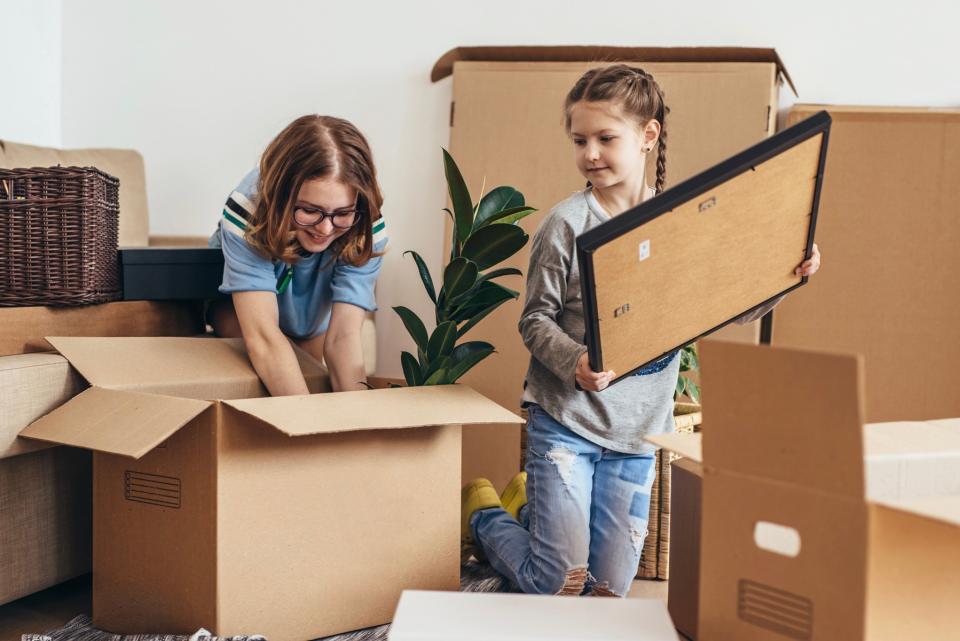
[564,64,670,194]
[244,114,384,265]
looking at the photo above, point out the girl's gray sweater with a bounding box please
[519,189,778,454]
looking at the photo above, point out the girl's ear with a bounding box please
[643,118,662,148]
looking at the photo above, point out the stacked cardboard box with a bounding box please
[653,340,960,640]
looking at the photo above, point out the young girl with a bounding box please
[462,65,821,596]
[208,114,387,394]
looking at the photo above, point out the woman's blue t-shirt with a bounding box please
[209,168,387,339]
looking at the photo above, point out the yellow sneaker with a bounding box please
[500,472,528,521]
[461,478,501,562]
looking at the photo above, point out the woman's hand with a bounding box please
[795,243,822,277]
[576,352,616,392]
[323,303,369,392]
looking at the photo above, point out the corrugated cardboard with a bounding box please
[436,46,791,488]
[388,590,680,641]
[20,337,521,641]
[0,139,150,247]
[0,447,91,606]
[0,300,204,357]
[666,458,701,641]
[772,105,960,423]
[648,340,960,640]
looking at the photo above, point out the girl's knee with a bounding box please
[521,563,589,595]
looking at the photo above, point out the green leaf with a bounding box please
[456,297,512,338]
[489,206,537,226]
[474,186,524,229]
[423,355,451,382]
[423,366,449,386]
[687,380,701,403]
[427,320,457,361]
[675,377,686,399]
[449,281,517,322]
[443,149,474,247]
[688,345,700,371]
[442,257,478,303]
[477,267,522,283]
[393,306,428,352]
[461,224,528,271]
[404,251,436,304]
[447,341,495,382]
[417,346,428,369]
[401,351,423,386]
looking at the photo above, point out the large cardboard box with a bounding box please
[0,300,204,357]
[388,590,680,641]
[434,46,794,488]
[650,340,960,641]
[772,105,960,423]
[19,337,520,641]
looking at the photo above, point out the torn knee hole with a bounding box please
[629,526,647,556]
[557,567,588,595]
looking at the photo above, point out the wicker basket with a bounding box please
[0,166,121,307]
[637,401,702,580]
[518,401,703,581]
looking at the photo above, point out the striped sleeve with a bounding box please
[217,168,277,294]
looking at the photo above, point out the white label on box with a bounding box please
[639,239,651,261]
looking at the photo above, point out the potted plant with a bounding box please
[393,149,536,386]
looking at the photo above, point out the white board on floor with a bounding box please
[388,590,680,641]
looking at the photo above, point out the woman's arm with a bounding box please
[323,302,368,392]
[233,290,310,396]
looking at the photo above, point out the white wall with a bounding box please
[0,0,61,146]
[20,0,960,376]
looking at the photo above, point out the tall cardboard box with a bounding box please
[20,337,520,641]
[433,46,794,487]
[650,340,960,641]
[772,105,960,422]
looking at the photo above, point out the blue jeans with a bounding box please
[471,404,657,596]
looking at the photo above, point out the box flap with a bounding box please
[431,45,795,94]
[19,386,211,458]
[646,432,702,463]
[46,336,324,400]
[222,384,522,437]
[699,340,865,497]
[875,496,960,529]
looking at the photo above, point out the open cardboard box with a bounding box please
[649,340,960,641]
[19,336,521,641]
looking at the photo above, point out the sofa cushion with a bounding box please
[0,352,86,459]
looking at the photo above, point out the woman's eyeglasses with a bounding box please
[293,202,361,230]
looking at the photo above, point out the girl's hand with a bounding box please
[795,243,822,277]
[576,352,616,392]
